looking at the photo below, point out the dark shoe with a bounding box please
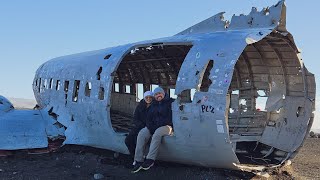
[141,159,154,170]
[131,161,143,173]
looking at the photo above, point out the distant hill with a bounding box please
[8,97,36,110]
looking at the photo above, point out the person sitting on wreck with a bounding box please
[131,87,174,173]
[125,91,154,158]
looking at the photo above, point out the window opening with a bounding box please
[85,82,92,97]
[232,90,239,95]
[125,85,131,94]
[72,80,80,102]
[56,80,60,91]
[38,78,42,93]
[49,78,53,89]
[190,88,196,101]
[104,54,112,59]
[99,87,105,100]
[179,88,196,103]
[97,67,102,80]
[199,60,214,92]
[179,89,191,103]
[256,90,267,111]
[64,81,69,92]
[296,107,305,117]
[239,99,248,112]
[256,97,267,111]
[44,79,48,89]
[170,89,177,99]
[40,79,45,93]
[257,90,267,96]
[114,83,120,92]
[136,83,144,102]
[151,84,159,91]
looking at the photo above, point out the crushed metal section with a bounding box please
[177,0,285,36]
[0,109,48,150]
[0,0,316,171]
[228,1,286,30]
[0,97,64,150]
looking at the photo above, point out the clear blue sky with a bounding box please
[0,1,319,128]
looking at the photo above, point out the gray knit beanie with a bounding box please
[153,87,165,95]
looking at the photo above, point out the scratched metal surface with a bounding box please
[0,110,47,150]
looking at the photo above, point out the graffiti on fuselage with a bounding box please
[201,105,214,113]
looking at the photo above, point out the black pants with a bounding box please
[125,127,142,156]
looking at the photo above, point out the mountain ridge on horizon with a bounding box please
[7,97,36,110]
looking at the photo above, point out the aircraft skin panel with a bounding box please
[0,110,48,150]
[260,97,313,152]
[157,137,239,169]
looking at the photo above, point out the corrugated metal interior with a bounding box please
[228,32,315,165]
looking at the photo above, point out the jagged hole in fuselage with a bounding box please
[110,44,193,133]
[228,33,305,165]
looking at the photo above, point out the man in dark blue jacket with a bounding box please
[131,87,174,173]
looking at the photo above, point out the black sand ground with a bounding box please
[0,138,319,180]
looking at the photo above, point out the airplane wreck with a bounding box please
[0,0,316,171]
